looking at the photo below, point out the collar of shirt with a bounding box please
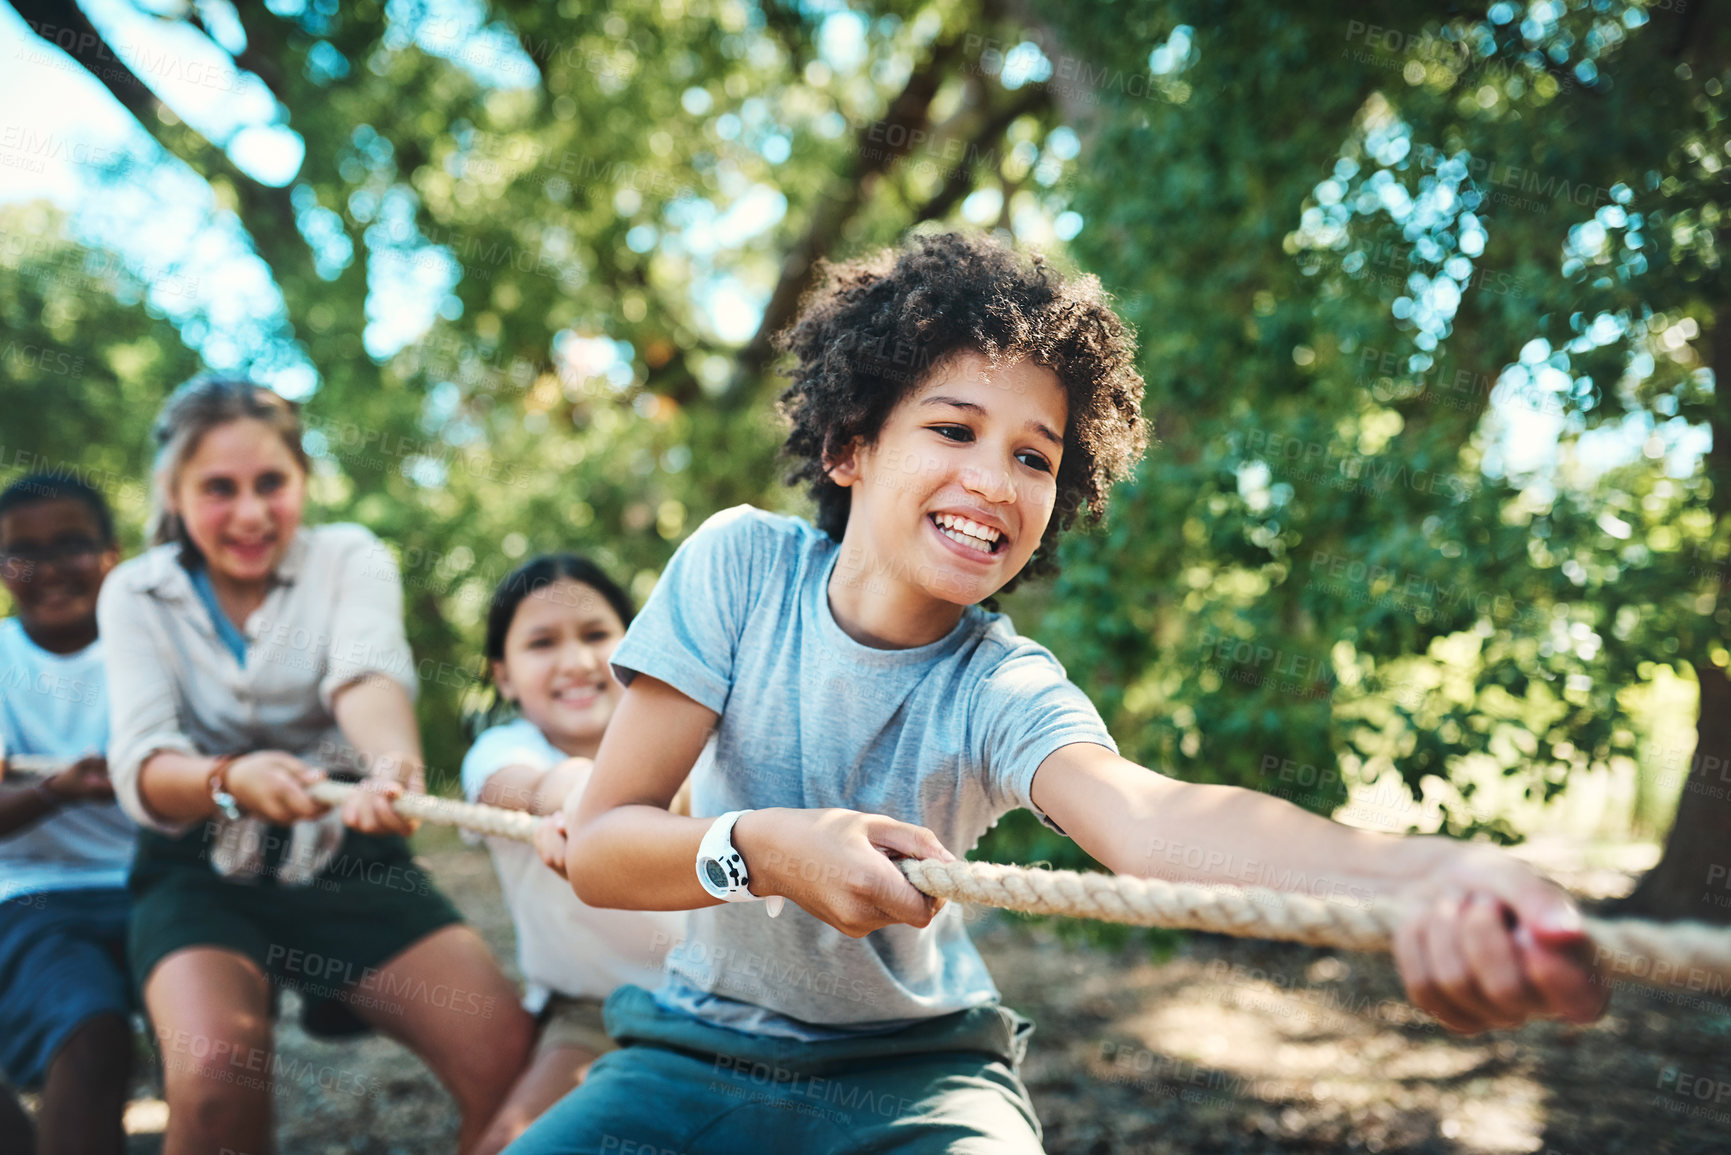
[123,528,310,603]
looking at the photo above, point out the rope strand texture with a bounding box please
[305,779,542,842]
[8,755,1727,993]
[3,756,544,842]
[898,859,1731,994]
[899,859,1402,950]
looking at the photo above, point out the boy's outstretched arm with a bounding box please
[1031,743,1609,1035]
[561,674,954,932]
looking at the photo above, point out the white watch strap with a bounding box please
[696,811,752,897]
[695,811,785,917]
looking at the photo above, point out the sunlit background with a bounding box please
[1,0,1725,922]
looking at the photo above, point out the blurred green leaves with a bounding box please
[3,2,1724,902]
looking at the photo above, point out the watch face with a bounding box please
[703,859,729,889]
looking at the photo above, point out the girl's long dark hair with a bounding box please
[468,552,636,735]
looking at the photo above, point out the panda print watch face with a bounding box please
[697,814,758,901]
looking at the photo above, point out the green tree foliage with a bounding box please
[0,202,200,548]
[8,0,1725,921]
[7,0,1080,779]
[1018,0,1727,917]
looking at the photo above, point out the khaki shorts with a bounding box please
[534,994,615,1060]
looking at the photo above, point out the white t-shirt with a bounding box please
[0,618,137,902]
[461,717,682,1011]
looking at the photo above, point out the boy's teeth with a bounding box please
[940,526,993,552]
[933,514,998,553]
[934,514,1002,543]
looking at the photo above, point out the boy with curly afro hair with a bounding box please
[518,231,1605,1154]
[777,230,1146,592]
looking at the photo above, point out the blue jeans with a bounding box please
[504,985,1043,1154]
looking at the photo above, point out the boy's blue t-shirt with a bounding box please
[0,618,136,902]
[609,505,1116,1039]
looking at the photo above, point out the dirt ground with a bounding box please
[94,829,1731,1154]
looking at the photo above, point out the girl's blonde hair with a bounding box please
[148,377,310,557]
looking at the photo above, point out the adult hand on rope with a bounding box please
[733,808,958,937]
[224,751,330,825]
[1390,842,1610,1034]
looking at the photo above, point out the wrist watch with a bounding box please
[208,754,242,821]
[695,811,784,917]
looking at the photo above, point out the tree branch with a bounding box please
[7,0,305,281]
[723,33,970,401]
[913,82,1050,225]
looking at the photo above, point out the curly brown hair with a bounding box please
[775,231,1148,590]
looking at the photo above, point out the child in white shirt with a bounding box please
[461,554,684,1155]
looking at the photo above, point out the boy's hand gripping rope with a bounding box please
[8,758,1723,995]
[895,858,1731,995]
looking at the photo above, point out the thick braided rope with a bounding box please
[901,859,1401,950]
[304,779,541,841]
[899,859,1731,994]
[4,756,543,842]
[9,756,1728,992]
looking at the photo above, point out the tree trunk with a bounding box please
[1614,663,1731,922]
[1613,248,1731,924]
